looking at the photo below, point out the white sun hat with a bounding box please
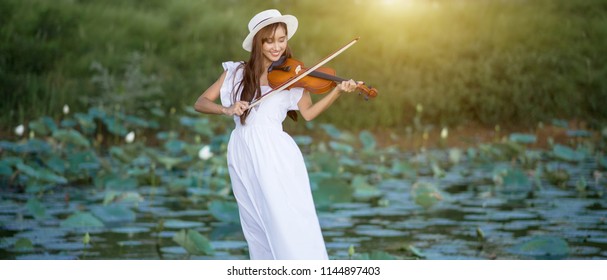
[242,9,298,52]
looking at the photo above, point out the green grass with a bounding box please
[1,0,606,134]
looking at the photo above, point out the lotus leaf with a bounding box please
[566,130,591,138]
[552,144,584,162]
[329,141,353,154]
[17,163,67,184]
[312,177,353,209]
[105,177,138,191]
[293,135,313,146]
[172,229,214,256]
[60,118,77,128]
[101,116,128,136]
[511,236,569,259]
[52,129,91,148]
[320,123,342,139]
[391,160,417,179]
[26,198,46,220]
[150,107,165,117]
[359,130,376,151]
[509,133,537,144]
[411,181,442,209]
[123,115,158,129]
[308,153,339,174]
[164,139,186,155]
[156,131,178,141]
[0,160,13,176]
[74,112,97,135]
[351,175,382,201]
[502,168,530,189]
[551,119,569,128]
[353,250,399,260]
[66,150,100,176]
[208,200,240,224]
[88,107,107,119]
[28,117,57,136]
[14,238,34,251]
[90,205,136,223]
[19,139,52,154]
[0,141,17,152]
[60,212,104,228]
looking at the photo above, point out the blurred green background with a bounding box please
[2,0,606,133]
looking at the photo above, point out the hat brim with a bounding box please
[242,15,298,52]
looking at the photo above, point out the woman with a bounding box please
[194,9,359,260]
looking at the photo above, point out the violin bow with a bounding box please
[249,37,359,108]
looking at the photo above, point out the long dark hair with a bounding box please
[233,22,297,124]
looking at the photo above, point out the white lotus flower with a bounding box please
[15,124,24,136]
[416,103,423,113]
[440,127,448,139]
[125,131,135,143]
[63,104,70,115]
[198,145,213,160]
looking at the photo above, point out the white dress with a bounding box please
[219,61,328,260]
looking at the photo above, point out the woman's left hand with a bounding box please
[336,79,362,93]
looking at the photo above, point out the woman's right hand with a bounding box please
[225,101,249,116]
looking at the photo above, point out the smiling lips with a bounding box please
[270,51,282,58]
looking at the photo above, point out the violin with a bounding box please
[267,56,378,100]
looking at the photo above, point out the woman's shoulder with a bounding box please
[222,61,245,72]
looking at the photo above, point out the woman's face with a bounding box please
[262,25,288,64]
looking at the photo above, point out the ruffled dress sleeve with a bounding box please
[219,61,244,108]
[287,87,304,111]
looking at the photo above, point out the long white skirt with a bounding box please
[226,125,328,260]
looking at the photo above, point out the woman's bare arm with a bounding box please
[194,71,249,116]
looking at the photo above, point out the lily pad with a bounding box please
[172,229,214,256]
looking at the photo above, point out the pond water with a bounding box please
[1,146,606,260]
